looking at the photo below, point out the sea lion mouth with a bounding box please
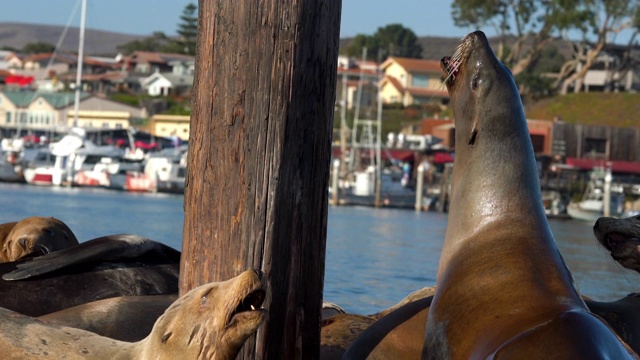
[440,56,460,86]
[232,288,266,317]
[226,271,268,328]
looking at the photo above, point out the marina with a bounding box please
[0,181,638,315]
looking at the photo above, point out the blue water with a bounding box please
[1,182,638,315]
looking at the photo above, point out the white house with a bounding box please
[141,71,194,96]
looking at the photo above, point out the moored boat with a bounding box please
[567,168,624,222]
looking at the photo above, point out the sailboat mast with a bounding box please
[72,0,86,128]
[374,62,382,207]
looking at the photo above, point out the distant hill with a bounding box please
[338,36,464,60]
[2,22,574,64]
[6,22,469,60]
[0,22,146,56]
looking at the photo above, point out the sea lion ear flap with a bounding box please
[468,125,478,146]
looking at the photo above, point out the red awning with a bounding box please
[565,157,640,174]
[433,152,454,164]
[332,148,415,162]
[5,75,34,86]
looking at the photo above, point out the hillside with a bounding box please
[0,22,145,55]
[525,93,640,128]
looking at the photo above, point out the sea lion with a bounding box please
[1,216,78,262]
[593,214,640,273]
[0,269,268,359]
[320,313,377,360]
[38,294,178,342]
[423,30,637,359]
[0,234,180,316]
[38,297,346,343]
[319,287,435,360]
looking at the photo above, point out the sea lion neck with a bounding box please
[438,30,552,276]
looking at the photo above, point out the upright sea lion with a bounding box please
[0,234,180,316]
[0,269,268,359]
[594,214,640,273]
[1,216,78,262]
[423,30,637,359]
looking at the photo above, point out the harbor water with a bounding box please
[1,182,638,315]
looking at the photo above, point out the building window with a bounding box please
[115,123,123,129]
[102,122,110,128]
[6,112,11,124]
[413,74,429,88]
[413,96,428,104]
[584,138,607,157]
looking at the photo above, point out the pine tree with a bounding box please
[176,3,198,55]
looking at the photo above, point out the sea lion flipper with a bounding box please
[2,234,160,281]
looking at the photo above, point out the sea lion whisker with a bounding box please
[37,244,52,255]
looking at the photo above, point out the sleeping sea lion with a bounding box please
[38,294,178,342]
[0,269,268,359]
[1,216,78,262]
[423,30,637,359]
[0,234,180,316]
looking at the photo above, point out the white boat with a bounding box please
[72,146,142,187]
[23,129,85,186]
[143,146,187,194]
[566,169,624,222]
[337,165,426,208]
[23,149,59,186]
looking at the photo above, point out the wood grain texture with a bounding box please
[180,1,342,359]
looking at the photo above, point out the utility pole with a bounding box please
[180,2,342,359]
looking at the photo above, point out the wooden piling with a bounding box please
[179,1,342,359]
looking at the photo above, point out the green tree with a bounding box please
[21,42,56,54]
[556,0,640,94]
[341,34,379,59]
[451,0,640,95]
[374,24,423,59]
[342,24,422,61]
[176,3,198,55]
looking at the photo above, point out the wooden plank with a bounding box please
[180,1,342,359]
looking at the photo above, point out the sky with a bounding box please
[0,0,476,39]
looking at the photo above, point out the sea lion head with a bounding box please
[1,217,78,262]
[440,30,524,153]
[141,269,268,360]
[594,214,640,273]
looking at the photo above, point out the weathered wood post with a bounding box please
[180,1,342,359]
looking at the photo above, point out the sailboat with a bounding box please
[22,0,89,187]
